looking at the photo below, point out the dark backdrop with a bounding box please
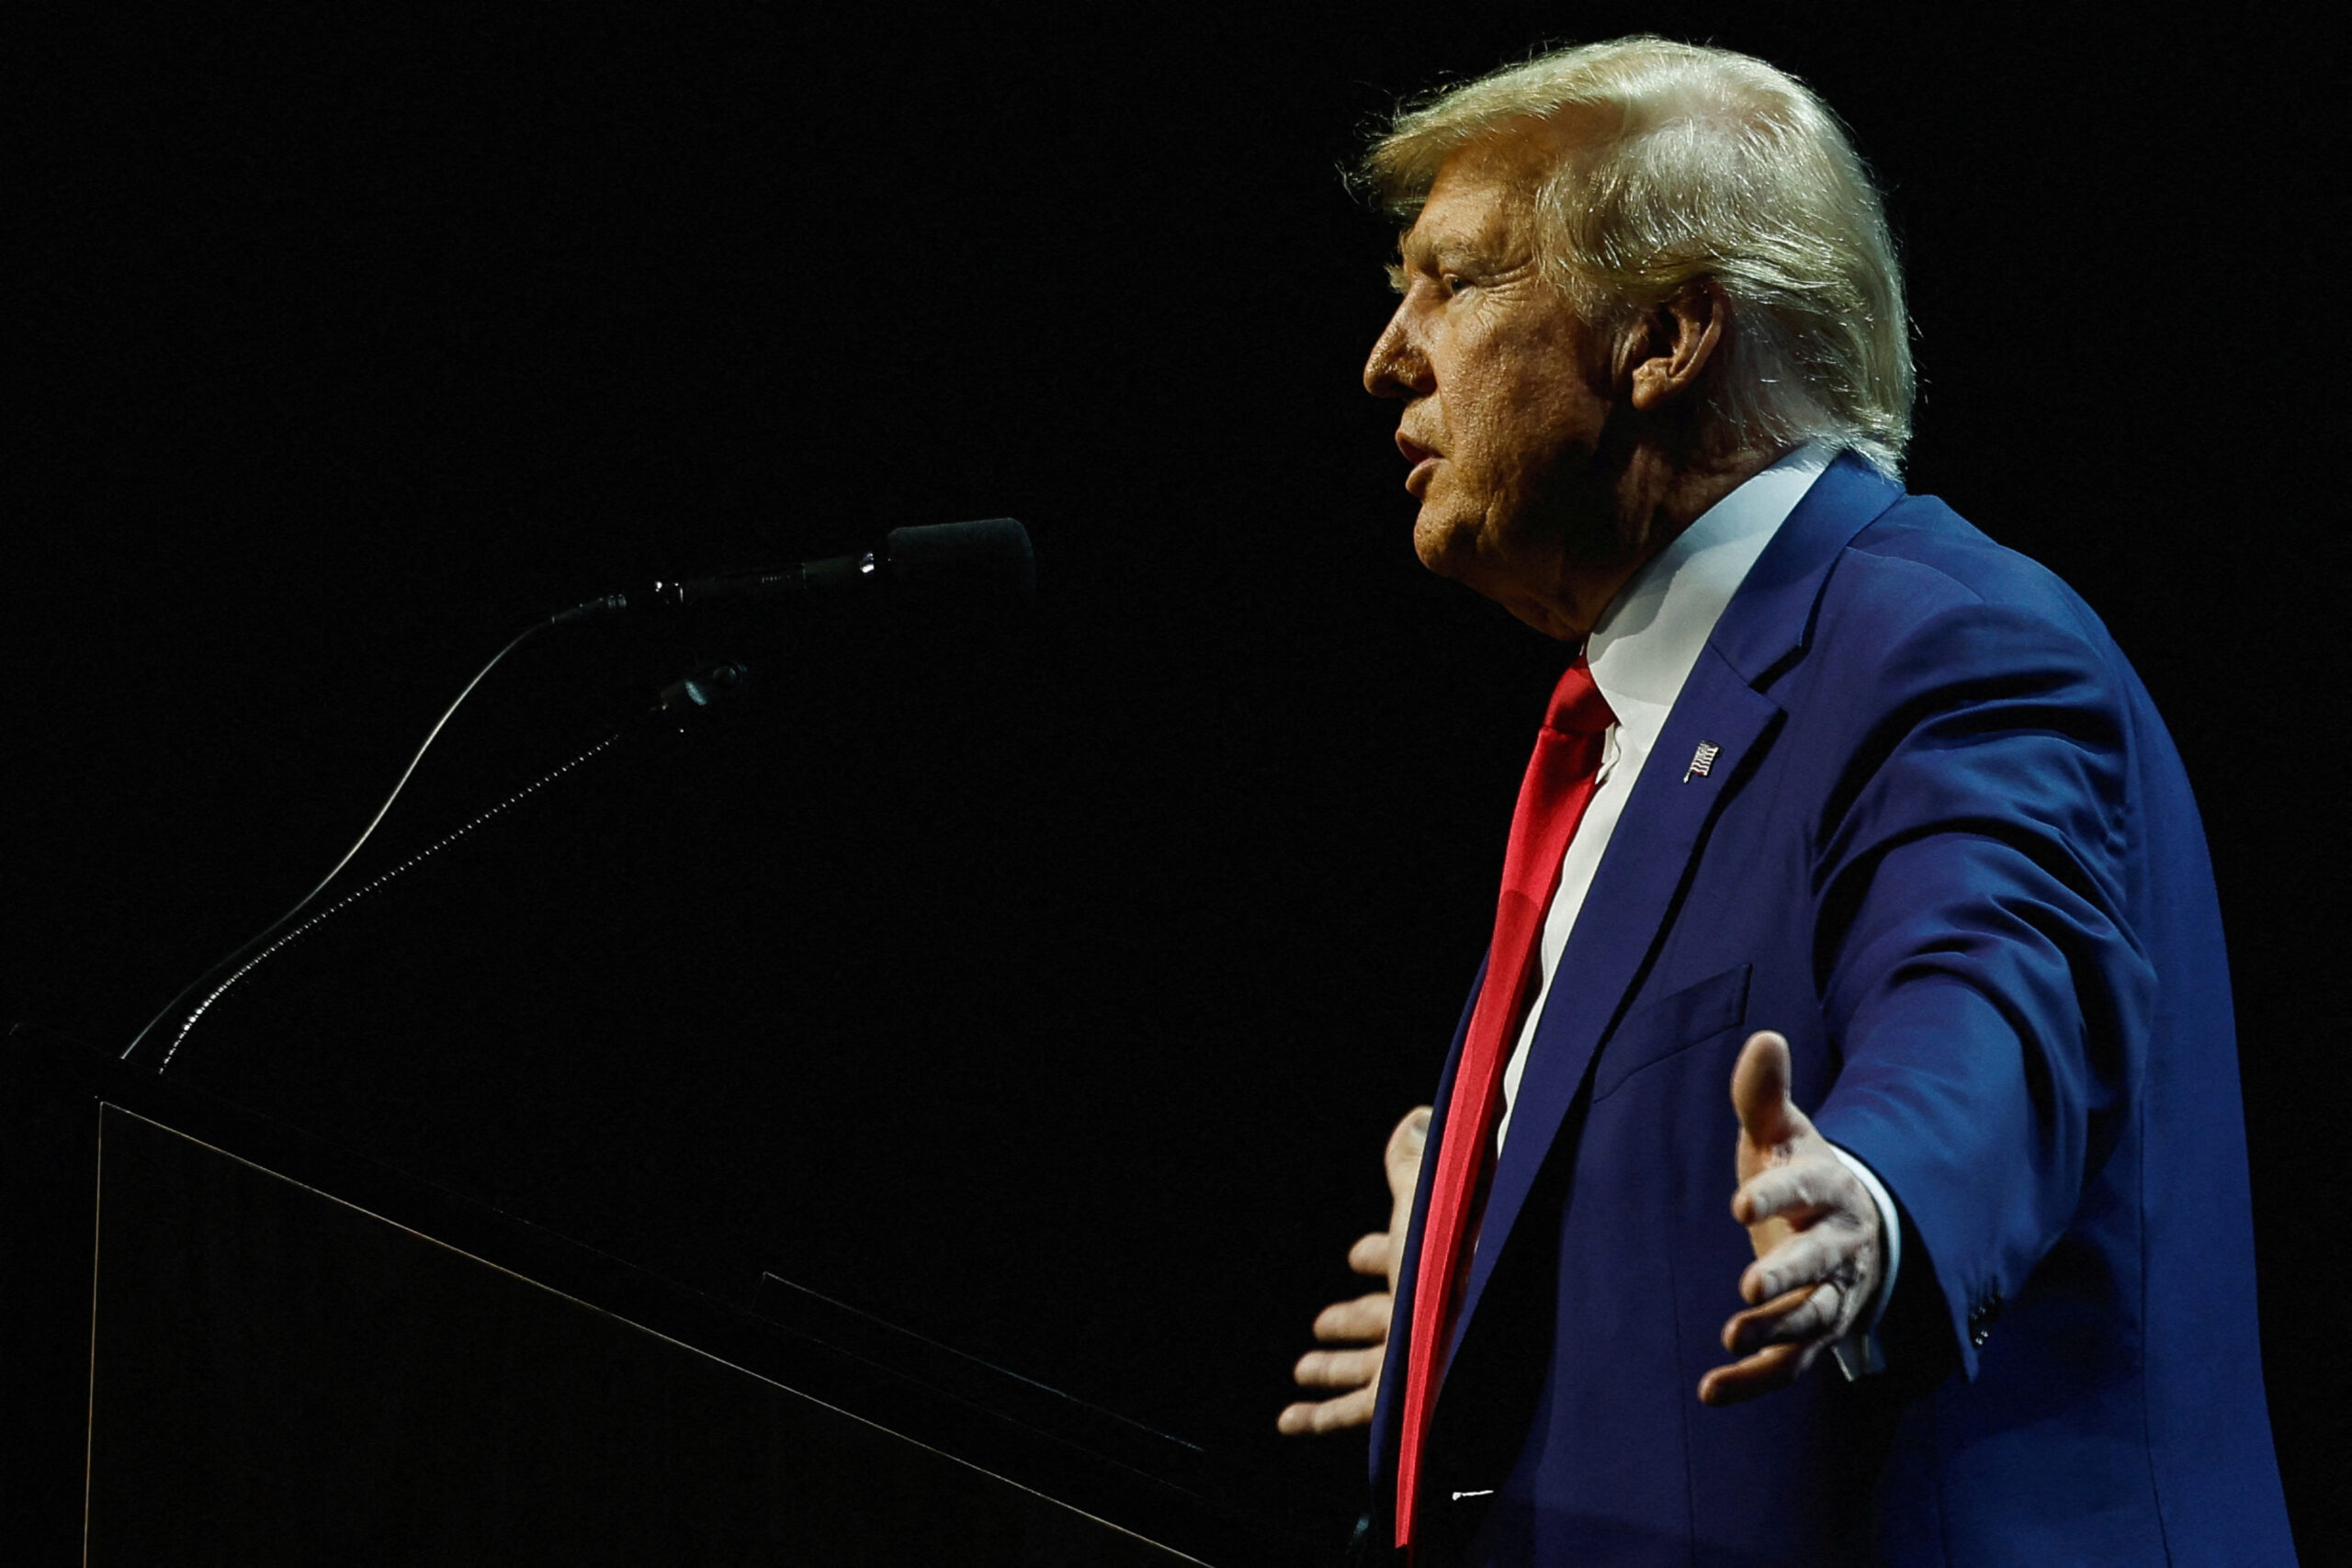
[11,4,2341,1556]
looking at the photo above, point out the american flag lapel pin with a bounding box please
[1683,741,1721,783]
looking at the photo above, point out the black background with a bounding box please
[11,3,2343,1557]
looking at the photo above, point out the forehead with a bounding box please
[1398,130,1566,263]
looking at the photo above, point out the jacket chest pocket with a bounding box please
[1589,963,1752,1103]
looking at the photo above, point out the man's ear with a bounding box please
[1625,279,1727,413]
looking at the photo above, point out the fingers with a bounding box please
[1732,1158,1845,1228]
[1721,1280,1846,1356]
[1277,1382,1379,1435]
[1728,1031,1809,1151]
[1705,1198,1880,1403]
[1283,1321,1389,1435]
[1293,1342,1385,1391]
[1734,1154,1838,1264]
[1707,1032,1890,1409]
[1699,1283,1823,1404]
[1310,1290,1394,1345]
[1279,1106,1433,1438]
[1731,1155,1876,1322]
[1737,1217,1867,1306]
[1696,1336,1815,1406]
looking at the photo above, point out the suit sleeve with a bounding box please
[1801,592,2154,1382]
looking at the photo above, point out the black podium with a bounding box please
[5,1028,1316,1564]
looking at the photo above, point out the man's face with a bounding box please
[1363,134,1629,639]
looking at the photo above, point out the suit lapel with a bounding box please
[1448,653,1781,1345]
[1444,454,1905,1360]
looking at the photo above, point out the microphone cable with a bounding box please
[119,513,1030,1070]
[120,598,628,1071]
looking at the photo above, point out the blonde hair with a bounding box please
[1363,37,1914,475]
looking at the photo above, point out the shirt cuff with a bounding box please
[1826,1142,1900,1380]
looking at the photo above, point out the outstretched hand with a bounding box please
[1278,1106,1430,1436]
[1698,1031,1883,1406]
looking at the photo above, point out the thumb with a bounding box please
[1385,1107,1431,1198]
[1384,1107,1432,1295]
[1729,1031,1806,1147]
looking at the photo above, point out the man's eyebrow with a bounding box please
[1387,234,1491,292]
[1396,230,1497,273]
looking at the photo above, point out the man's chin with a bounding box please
[1411,512,1499,586]
[1409,512,1461,576]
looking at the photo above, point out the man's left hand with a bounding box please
[1697,1030,1883,1406]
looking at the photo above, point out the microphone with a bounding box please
[642,517,1034,620]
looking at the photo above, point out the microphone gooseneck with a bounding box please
[121,516,1035,1069]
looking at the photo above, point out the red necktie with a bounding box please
[1396,656,1615,1551]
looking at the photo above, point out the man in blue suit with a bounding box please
[1277,38,2294,1563]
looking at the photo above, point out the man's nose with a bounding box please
[1363,309,1430,399]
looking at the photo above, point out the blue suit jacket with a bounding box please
[1366,457,2293,1564]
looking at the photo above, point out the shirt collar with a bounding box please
[1586,444,1834,752]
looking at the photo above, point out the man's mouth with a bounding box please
[1396,432,1440,499]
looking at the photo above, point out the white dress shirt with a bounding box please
[1487,444,1898,1370]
